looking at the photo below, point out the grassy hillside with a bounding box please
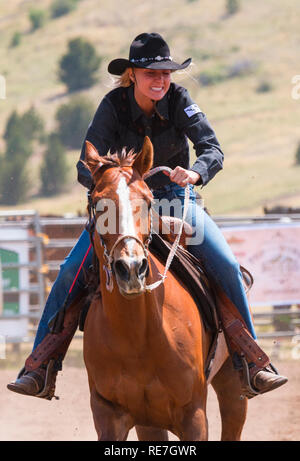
[0,0,300,216]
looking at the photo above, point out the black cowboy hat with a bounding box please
[108,32,192,76]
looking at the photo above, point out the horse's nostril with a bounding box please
[138,258,148,278]
[114,260,130,282]
[115,258,148,282]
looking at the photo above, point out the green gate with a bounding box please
[0,248,19,316]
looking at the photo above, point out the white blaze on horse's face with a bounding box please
[113,174,149,297]
[116,176,136,239]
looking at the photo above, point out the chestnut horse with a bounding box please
[83,137,247,441]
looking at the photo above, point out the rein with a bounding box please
[88,166,190,293]
[143,167,190,292]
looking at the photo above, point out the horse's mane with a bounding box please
[84,143,140,176]
[105,148,137,168]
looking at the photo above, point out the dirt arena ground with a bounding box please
[0,340,299,441]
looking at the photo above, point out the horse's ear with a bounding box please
[133,136,153,177]
[84,141,102,174]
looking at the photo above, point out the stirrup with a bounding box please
[239,354,260,399]
[239,356,281,399]
[35,359,60,401]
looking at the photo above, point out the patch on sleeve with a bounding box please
[184,103,201,118]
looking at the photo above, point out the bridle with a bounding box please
[98,213,153,293]
[88,165,190,293]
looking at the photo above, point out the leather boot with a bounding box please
[250,366,288,397]
[7,359,60,400]
[7,293,88,400]
[7,366,46,396]
[215,285,288,398]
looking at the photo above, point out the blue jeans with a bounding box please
[33,183,256,350]
[33,229,93,349]
[152,183,256,338]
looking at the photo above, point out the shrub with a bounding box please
[295,142,300,165]
[198,59,257,87]
[22,106,45,142]
[55,95,94,149]
[40,133,68,196]
[58,37,102,92]
[4,107,44,154]
[0,152,29,205]
[4,111,32,161]
[29,8,47,31]
[3,110,19,141]
[226,0,240,16]
[0,108,45,204]
[227,59,257,79]
[198,66,227,86]
[10,31,22,47]
[256,80,273,93]
[50,0,77,18]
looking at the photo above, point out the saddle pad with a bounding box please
[206,331,229,384]
[149,232,218,332]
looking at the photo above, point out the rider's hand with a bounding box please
[164,166,201,187]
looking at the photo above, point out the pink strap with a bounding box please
[68,243,92,294]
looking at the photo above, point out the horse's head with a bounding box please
[85,137,154,298]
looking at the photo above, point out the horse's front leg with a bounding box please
[90,387,133,441]
[177,393,208,441]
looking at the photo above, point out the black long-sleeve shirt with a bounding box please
[77,83,224,190]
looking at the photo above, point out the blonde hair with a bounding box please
[113,66,175,88]
[114,68,133,88]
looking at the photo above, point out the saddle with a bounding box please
[149,231,218,332]
[156,214,253,293]
[149,214,253,331]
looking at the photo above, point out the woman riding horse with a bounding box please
[8,32,287,399]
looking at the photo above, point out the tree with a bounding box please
[50,0,77,18]
[10,31,22,47]
[0,107,45,205]
[29,8,47,31]
[58,37,102,92]
[226,0,240,16]
[4,110,20,141]
[55,95,94,149]
[40,133,68,196]
[4,107,44,151]
[22,106,45,142]
[295,141,300,165]
[0,156,29,205]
